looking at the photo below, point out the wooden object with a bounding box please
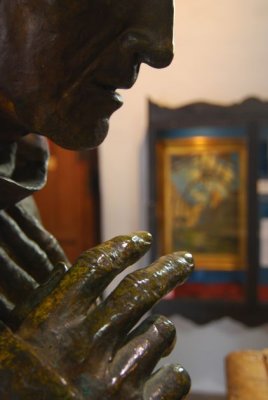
[35,142,100,262]
[226,349,268,399]
[150,98,268,325]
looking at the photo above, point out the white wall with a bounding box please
[100,0,268,394]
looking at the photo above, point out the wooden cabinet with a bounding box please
[34,141,100,263]
[149,98,268,325]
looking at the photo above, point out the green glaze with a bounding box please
[0,232,194,399]
[0,1,194,398]
[14,233,193,399]
[0,322,80,400]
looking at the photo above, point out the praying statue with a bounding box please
[0,1,194,399]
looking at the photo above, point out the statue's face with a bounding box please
[0,0,174,149]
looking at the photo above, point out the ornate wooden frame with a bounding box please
[148,98,268,326]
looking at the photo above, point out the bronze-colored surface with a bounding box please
[0,1,194,398]
[1,232,193,399]
[0,1,174,150]
[0,199,70,323]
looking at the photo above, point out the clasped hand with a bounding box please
[0,231,194,400]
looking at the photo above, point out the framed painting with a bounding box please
[156,137,248,271]
[148,98,268,325]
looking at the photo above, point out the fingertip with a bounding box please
[140,314,177,355]
[153,315,177,357]
[144,364,191,400]
[54,261,69,274]
[130,231,152,248]
[153,251,194,289]
[172,364,191,390]
[168,251,195,279]
[153,315,176,339]
[174,251,194,269]
[105,231,152,264]
[107,315,177,386]
[183,252,194,271]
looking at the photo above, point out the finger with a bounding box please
[0,293,15,324]
[9,262,68,330]
[19,232,152,335]
[7,203,70,267]
[0,211,54,282]
[0,322,79,400]
[0,247,38,303]
[143,364,191,400]
[106,315,176,389]
[84,252,193,353]
[124,314,176,358]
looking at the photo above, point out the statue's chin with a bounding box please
[40,117,110,151]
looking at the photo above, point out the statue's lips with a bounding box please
[92,84,124,111]
[91,71,138,112]
[59,79,124,117]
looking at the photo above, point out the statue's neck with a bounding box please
[0,90,28,143]
[0,113,27,144]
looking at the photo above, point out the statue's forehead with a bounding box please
[4,0,171,26]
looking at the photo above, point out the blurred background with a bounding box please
[35,1,268,398]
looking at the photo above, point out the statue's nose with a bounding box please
[120,0,174,69]
[121,30,174,69]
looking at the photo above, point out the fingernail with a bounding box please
[131,231,152,247]
[183,252,194,270]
